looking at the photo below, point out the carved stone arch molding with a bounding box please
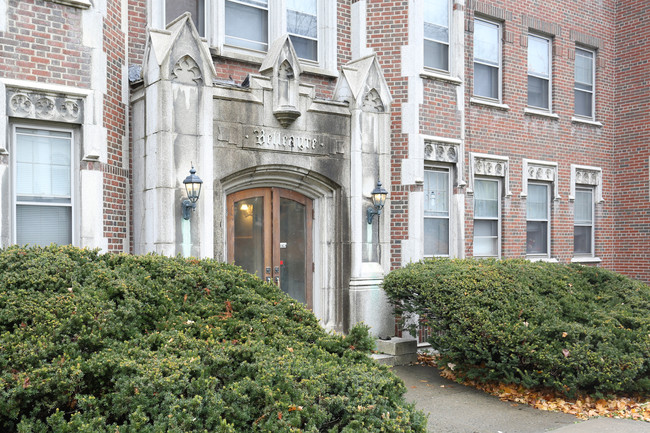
[7,89,84,124]
[362,88,384,112]
[521,159,560,200]
[570,164,604,202]
[469,152,512,196]
[171,55,203,84]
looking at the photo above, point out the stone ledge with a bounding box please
[370,352,418,366]
[376,337,418,356]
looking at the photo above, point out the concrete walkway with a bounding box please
[392,365,650,433]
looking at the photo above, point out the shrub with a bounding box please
[383,258,650,399]
[0,245,426,432]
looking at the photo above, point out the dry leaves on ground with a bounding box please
[417,353,650,422]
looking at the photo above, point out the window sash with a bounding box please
[526,183,549,256]
[574,48,595,118]
[225,0,269,52]
[14,127,73,246]
[424,0,450,71]
[574,188,594,255]
[527,34,551,110]
[474,179,500,257]
[424,167,450,256]
[473,19,501,100]
[166,0,205,36]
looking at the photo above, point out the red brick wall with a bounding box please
[464,0,617,267]
[612,0,650,283]
[0,0,91,87]
[364,0,409,270]
[104,0,129,252]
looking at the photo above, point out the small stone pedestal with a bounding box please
[370,337,418,366]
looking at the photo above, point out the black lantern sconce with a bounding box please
[182,166,203,220]
[366,180,388,224]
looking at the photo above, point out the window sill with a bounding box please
[470,97,510,111]
[571,256,602,264]
[420,70,462,85]
[527,256,558,263]
[211,46,339,79]
[571,117,603,127]
[524,107,559,119]
[46,0,91,8]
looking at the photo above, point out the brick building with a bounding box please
[0,0,648,336]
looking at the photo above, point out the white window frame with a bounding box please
[423,0,451,73]
[574,47,595,120]
[11,124,76,246]
[573,186,595,257]
[527,33,552,111]
[526,181,550,259]
[152,0,337,75]
[424,166,451,257]
[473,177,501,258]
[473,18,502,102]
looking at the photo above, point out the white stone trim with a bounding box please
[570,164,603,202]
[571,116,603,127]
[47,0,91,9]
[419,71,462,85]
[469,153,511,196]
[351,0,372,59]
[521,159,560,200]
[470,97,510,111]
[571,256,602,264]
[0,0,7,32]
[524,107,559,119]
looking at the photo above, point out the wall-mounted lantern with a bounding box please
[366,180,388,224]
[182,166,203,220]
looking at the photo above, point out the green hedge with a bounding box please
[383,258,650,398]
[0,245,426,432]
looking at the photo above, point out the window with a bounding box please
[424,167,450,256]
[474,178,500,257]
[527,34,551,110]
[473,19,501,100]
[166,0,205,36]
[526,183,550,256]
[574,188,594,255]
[225,0,269,52]
[574,47,595,118]
[14,127,73,246]
[224,0,318,61]
[424,0,450,72]
[287,0,318,61]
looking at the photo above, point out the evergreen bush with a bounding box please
[383,258,650,399]
[0,245,426,432]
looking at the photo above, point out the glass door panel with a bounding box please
[279,197,306,304]
[227,188,312,308]
[233,196,265,278]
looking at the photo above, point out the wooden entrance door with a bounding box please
[227,188,313,308]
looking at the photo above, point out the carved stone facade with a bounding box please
[7,89,84,124]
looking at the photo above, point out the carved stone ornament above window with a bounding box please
[474,156,506,177]
[575,168,599,185]
[46,0,92,9]
[522,159,560,200]
[469,153,511,196]
[425,141,459,163]
[7,89,84,124]
[527,164,555,182]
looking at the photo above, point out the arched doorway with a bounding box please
[227,188,313,308]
